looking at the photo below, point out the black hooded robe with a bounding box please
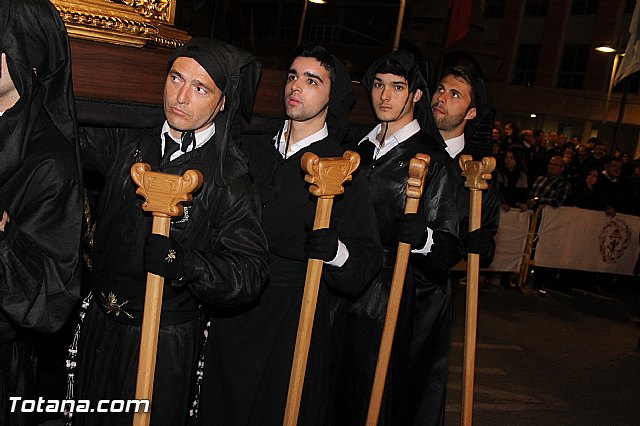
[330,130,462,426]
[195,128,381,426]
[328,51,463,426]
[72,39,269,426]
[0,1,83,425]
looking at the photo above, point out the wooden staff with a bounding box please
[130,163,203,426]
[366,153,430,426]
[459,155,495,426]
[283,151,360,426]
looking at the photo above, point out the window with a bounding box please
[525,1,548,17]
[485,0,505,18]
[571,0,598,15]
[557,44,590,89]
[513,44,541,87]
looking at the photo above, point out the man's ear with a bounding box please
[220,96,226,112]
[465,107,477,120]
[412,89,423,103]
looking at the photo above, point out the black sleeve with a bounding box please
[185,177,270,307]
[78,126,122,174]
[415,158,464,276]
[0,177,82,333]
[322,171,383,297]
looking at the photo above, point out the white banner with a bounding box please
[453,209,532,272]
[489,210,532,272]
[534,206,640,276]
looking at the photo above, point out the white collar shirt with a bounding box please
[274,120,329,159]
[358,119,421,160]
[444,133,465,159]
[160,121,216,162]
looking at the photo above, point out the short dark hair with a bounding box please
[373,59,408,80]
[292,45,336,84]
[441,65,479,110]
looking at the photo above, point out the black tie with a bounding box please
[162,132,181,165]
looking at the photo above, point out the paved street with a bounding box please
[445,274,640,426]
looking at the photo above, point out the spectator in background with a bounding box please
[584,136,597,152]
[523,155,571,210]
[594,157,626,216]
[574,144,592,178]
[571,168,603,211]
[496,149,529,210]
[501,122,518,151]
[570,134,581,147]
[492,126,502,144]
[562,148,580,188]
[591,139,608,170]
[557,133,568,148]
[548,130,559,148]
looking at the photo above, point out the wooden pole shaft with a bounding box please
[392,0,407,51]
[133,214,171,426]
[461,189,481,426]
[366,155,429,426]
[283,196,334,426]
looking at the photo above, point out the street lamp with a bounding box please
[297,0,326,47]
[595,44,626,151]
[594,44,624,124]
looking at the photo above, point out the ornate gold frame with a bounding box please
[51,0,189,48]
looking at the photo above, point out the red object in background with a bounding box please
[446,0,473,47]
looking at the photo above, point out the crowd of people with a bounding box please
[492,123,640,217]
[1,2,637,426]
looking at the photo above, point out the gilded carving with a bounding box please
[51,0,188,48]
[113,0,172,23]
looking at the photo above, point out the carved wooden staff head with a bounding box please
[459,155,496,191]
[301,150,360,197]
[406,153,431,202]
[130,163,204,217]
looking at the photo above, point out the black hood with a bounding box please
[169,38,262,186]
[326,54,355,144]
[0,0,78,186]
[361,50,444,148]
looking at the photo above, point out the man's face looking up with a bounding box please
[284,56,331,123]
[431,74,476,140]
[163,57,225,139]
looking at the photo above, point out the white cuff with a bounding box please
[411,227,434,255]
[325,239,349,267]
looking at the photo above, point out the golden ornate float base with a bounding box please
[52,0,189,48]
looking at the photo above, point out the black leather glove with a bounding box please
[463,227,492,255]
[396,213,428,248]
[304,228,339,261]
[144,234,187,280]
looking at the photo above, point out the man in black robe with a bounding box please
[196,45,382,426]
[72,38,269,425]
[0,1,83,425]
[330,51,463,426]
[431,66,500,267]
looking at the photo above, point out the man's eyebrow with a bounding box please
[373,76,407,86]
[193,78,215,92]
[303,71,323,84]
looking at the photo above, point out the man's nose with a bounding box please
[176,86,190,104]
[380,86,391,100]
